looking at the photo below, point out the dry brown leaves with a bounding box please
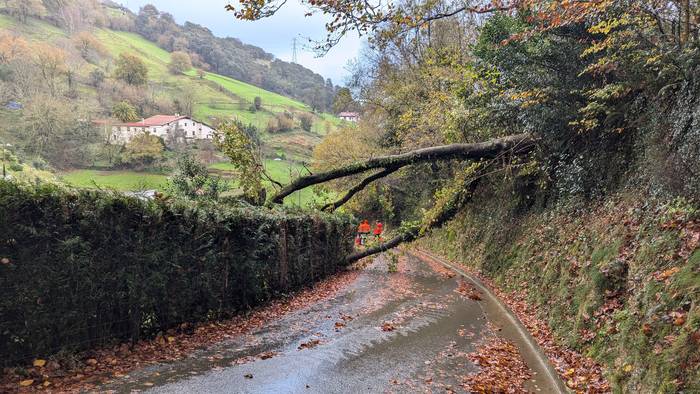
[417,249,611,393]
[297,339,321,350]
[1,270,360,393]
[456,280,482,301]
[475,277,611,393]
[462,337,532,393]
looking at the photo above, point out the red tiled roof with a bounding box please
[119,115,188,127]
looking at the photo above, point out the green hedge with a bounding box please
[0,181,354,365]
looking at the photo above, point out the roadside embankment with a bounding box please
[419,192,700,392]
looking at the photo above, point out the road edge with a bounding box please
[411,248,569,394]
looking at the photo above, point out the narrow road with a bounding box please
[104,251,563,393]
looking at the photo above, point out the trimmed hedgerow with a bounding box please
[0,181,354,365]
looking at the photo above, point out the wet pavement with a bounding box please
[103,251,561,393]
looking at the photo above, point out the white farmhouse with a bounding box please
[104,115,216,144]
[338,112,360,122]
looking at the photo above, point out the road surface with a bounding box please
[104,251,563,393]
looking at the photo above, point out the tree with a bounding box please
[112,101,139,122]
[173,90,195,117]
[21,95,99,167]
[254,96,262,110]
[122,134,164,167]
[168,51,192,74]
[215,121,280,202]
[299,113,313,132]
[167,155,228,200]
[73,32,107,63]
[89,68,105,87]
[114,53,148,86]
[4,0,46,24]
[332,87,355,114]
[31,43,67,97]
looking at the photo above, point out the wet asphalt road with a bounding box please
[104,251,559,393]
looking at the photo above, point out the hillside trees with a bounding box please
[32,43,67,97]
[168,51,192,74]
[112,101,139,122]
[1,0,46,23]
[332,87,356,114]
[73,32,107,63]
[125,4,335,111]
[121,133,164,167]
[21,96,100,167]
[114,53,148,86]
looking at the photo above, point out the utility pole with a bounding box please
[292,37,298,64]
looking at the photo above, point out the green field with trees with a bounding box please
[0,0,345,203]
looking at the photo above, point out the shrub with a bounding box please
[0,181,354,365]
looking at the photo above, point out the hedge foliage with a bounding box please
[0,181,354,365]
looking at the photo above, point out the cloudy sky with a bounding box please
[118,0,363,85]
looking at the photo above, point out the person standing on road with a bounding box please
[358,220,371,245]
[373,221,383,241]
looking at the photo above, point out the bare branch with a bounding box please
[345,175,481,263]
[321,166,400,212]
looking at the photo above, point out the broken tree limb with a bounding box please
[270,133,534,204]
[344,177,481,263]
[321,166,401,212]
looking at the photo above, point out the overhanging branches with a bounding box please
[269,133,535,205]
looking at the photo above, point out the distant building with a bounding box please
[338,112,360,122]
[97,115,217,144]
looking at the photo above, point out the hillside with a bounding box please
[0,8,343,204]
[105,2,337,111]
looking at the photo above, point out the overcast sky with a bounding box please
[117,0,362,85]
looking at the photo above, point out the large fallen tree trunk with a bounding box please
[270,133,534,204]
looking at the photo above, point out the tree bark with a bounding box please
[270,133,534,204]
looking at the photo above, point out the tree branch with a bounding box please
[270,133,534,204]
[344,176,480,263]
[321,166,400,212]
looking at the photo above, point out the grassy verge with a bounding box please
[60,170,168,191]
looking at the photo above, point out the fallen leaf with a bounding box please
[298,339,321,350]
[86,358,98,366]
[33,359,46,367]
[19,380,34,387]
[381,323,395,332]
[623,364,633,373]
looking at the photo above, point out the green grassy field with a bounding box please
[3,13,340,206]
[60,159,321,207]
[209,159,319,206]
[60,170,168,191]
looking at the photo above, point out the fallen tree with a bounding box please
[269,133,537,262]
[344,176,481,263]
[269,133,535,204]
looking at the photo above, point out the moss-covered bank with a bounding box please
[421,192,699,393]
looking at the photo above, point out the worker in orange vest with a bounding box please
[373,221,384,241]
[357,219,371,245]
